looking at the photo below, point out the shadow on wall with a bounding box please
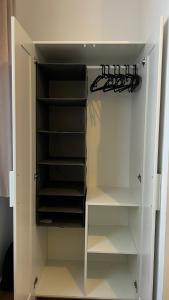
[0,198,13,279]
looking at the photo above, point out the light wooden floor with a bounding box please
[0,291,13,300]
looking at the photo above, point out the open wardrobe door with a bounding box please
[139,17,164,300]
[11,17,35,300]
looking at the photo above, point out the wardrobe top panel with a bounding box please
[34,42,145,65]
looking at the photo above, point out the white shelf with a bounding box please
[34,42,145,65]
[35,261,84,298]
[86,262,136,299]
[88,226,137,255]
[35,260,136,299]
[87,187,139,206]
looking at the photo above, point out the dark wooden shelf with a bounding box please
[37,219,83,228]
[36,64,87,227]
[37,205,84,228]
[38,183,85,197]
[37,130,85,134]
[37,206,83,214]
[37,98,87,106]
[38,158,85,166]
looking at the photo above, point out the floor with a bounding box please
[0,291,14,300]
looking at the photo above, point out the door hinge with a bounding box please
[155,174,161,211]
[141,57,146,67]
[137,173,142,183]
[134,280,138,293]
[9,170,15,207]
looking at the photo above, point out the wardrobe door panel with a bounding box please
[11,16,34,300]
[139,17,164,300]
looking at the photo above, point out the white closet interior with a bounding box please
[32,42,147,300]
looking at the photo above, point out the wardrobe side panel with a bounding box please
[32,48,48,290]
[128,59,149,288]
[12,16,33,300]
[11,17,47,300]
[139,18,164,300]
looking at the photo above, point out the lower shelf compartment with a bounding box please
[37,186,86,227]
[37,212,84,227]
[86,261,136,299]
[35,261,136,299]
[35,261,84,298]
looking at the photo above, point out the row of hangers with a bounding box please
[90,64,141,93]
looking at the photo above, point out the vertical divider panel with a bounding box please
[84,203,89,294]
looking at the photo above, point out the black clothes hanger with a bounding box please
[116,65,133,93]
[103,65,117,92]
[90,64,108,92]
[90,64,141,93]
[114,65,126,93]
[129,65,141,92]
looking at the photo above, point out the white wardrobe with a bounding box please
[11,16,164,300]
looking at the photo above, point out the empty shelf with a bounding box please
[35,261,136,300]
[86,262,136,299]
[38,158,85,166]
[35,261,84,298]
[39,187,84,196]
[87,187,139,206]
[35,261,136,299]
[38,219,83,228]
[38,206,83,214]
[35,43,145,66]
[37,130,85,134]
[38,183,85,197]
[37,97,87,106]
[88,226,137,255]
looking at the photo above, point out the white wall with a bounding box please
[14,0,142,41]
[0,197,13,278]
[141,0,169,41]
